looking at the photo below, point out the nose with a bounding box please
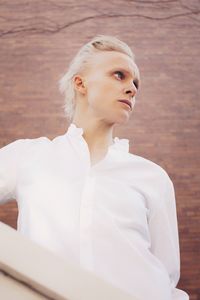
[124,83,137,98]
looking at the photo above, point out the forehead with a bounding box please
[87,51,140,79]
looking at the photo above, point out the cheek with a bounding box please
[87,80,112,104]
[87,85,101,103]
[90,78,120,97]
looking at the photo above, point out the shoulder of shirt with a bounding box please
[10,136,51,147]
[128,151,173,185]
[5,133,70,154]
[0,135,49,151]
[127,153,175,212]
[0,135,53,155]
[11,133,64,146]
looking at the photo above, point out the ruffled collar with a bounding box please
[66,123,129,153]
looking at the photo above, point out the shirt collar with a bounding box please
[66,123,130,153]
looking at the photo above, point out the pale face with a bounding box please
[74,51,140,125]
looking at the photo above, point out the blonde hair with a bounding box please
[58,35,136,122]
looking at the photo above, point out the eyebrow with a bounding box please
[110,67,140,88]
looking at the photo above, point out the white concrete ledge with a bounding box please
[0,272,48,300]
[0,222,138,300]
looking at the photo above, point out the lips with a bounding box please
[118,99,132,110]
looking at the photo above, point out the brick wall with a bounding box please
[0,1,199,299]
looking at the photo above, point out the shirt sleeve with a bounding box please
[0,139,31,204]
[148,173,189,300]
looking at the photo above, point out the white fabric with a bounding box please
[0,123,189,300]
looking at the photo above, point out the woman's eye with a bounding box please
[114,71,125,80]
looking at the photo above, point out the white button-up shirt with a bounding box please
[0,123,189,300]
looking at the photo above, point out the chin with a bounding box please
[103,110,132,125]
[110,114,130,125]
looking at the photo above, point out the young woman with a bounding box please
[0,35,189,300]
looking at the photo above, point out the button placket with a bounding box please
[79,174,96,271]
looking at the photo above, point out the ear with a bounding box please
[73,74,87,95]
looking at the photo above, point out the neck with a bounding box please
[71,118,115,150]
[71,117,116,165]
